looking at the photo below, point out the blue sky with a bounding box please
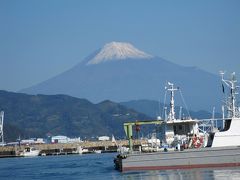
[0,0,239,91]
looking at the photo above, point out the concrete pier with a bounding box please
[0,139,146,157]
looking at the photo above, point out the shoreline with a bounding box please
[0,139,145,157]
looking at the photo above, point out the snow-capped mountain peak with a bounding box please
[87,41,153,65]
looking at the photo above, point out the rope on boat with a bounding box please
[161,89,167,119]
[179,89,191,119]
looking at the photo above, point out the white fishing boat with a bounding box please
[114,72,240,171]
[93,150,102,154]
[20,146,40,157]
[74,145,89,154]
[141,133,161,152]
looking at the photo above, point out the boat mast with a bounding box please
[210,107,215,131]
[167,82,178,121]
[222,105,225,129]
[0,111,4,145]
[220,72,239,118]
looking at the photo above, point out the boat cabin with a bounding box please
[160,119,200,147]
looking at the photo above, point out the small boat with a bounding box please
[93,150,102,154]
[74,146,90,154]
[114,72,240,171]
[117,146,129,154]
[141,133,161,152]
[20,146,40,157]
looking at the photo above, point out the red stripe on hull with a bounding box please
[122,162,240,172]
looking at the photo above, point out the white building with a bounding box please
[21,138,45,145]
[51,136,82,144]
[51,136,68,143]
[98,136,110,141]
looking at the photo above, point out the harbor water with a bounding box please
[0,153,240,180]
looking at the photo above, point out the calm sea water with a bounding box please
[0,153,240,180]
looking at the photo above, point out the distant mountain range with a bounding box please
[0,90,149,142]
[0,90,221,142]
[21,41,223,111]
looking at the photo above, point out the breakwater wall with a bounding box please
[0,139,146,157]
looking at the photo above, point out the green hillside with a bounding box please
[0,91,150,142]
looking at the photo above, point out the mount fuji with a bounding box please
[87,41,153,65]
[21,42,222,111]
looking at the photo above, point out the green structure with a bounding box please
[123,120,163,152]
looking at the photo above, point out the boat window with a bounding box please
[173,124,188,135]
[206,132,215,147]
[222,119,232,131]
[165,125,173,131]
[173,125,177,134]
[179,125,182,130]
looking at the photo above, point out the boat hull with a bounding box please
[115,146,240,172]
[20,150,40,157]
